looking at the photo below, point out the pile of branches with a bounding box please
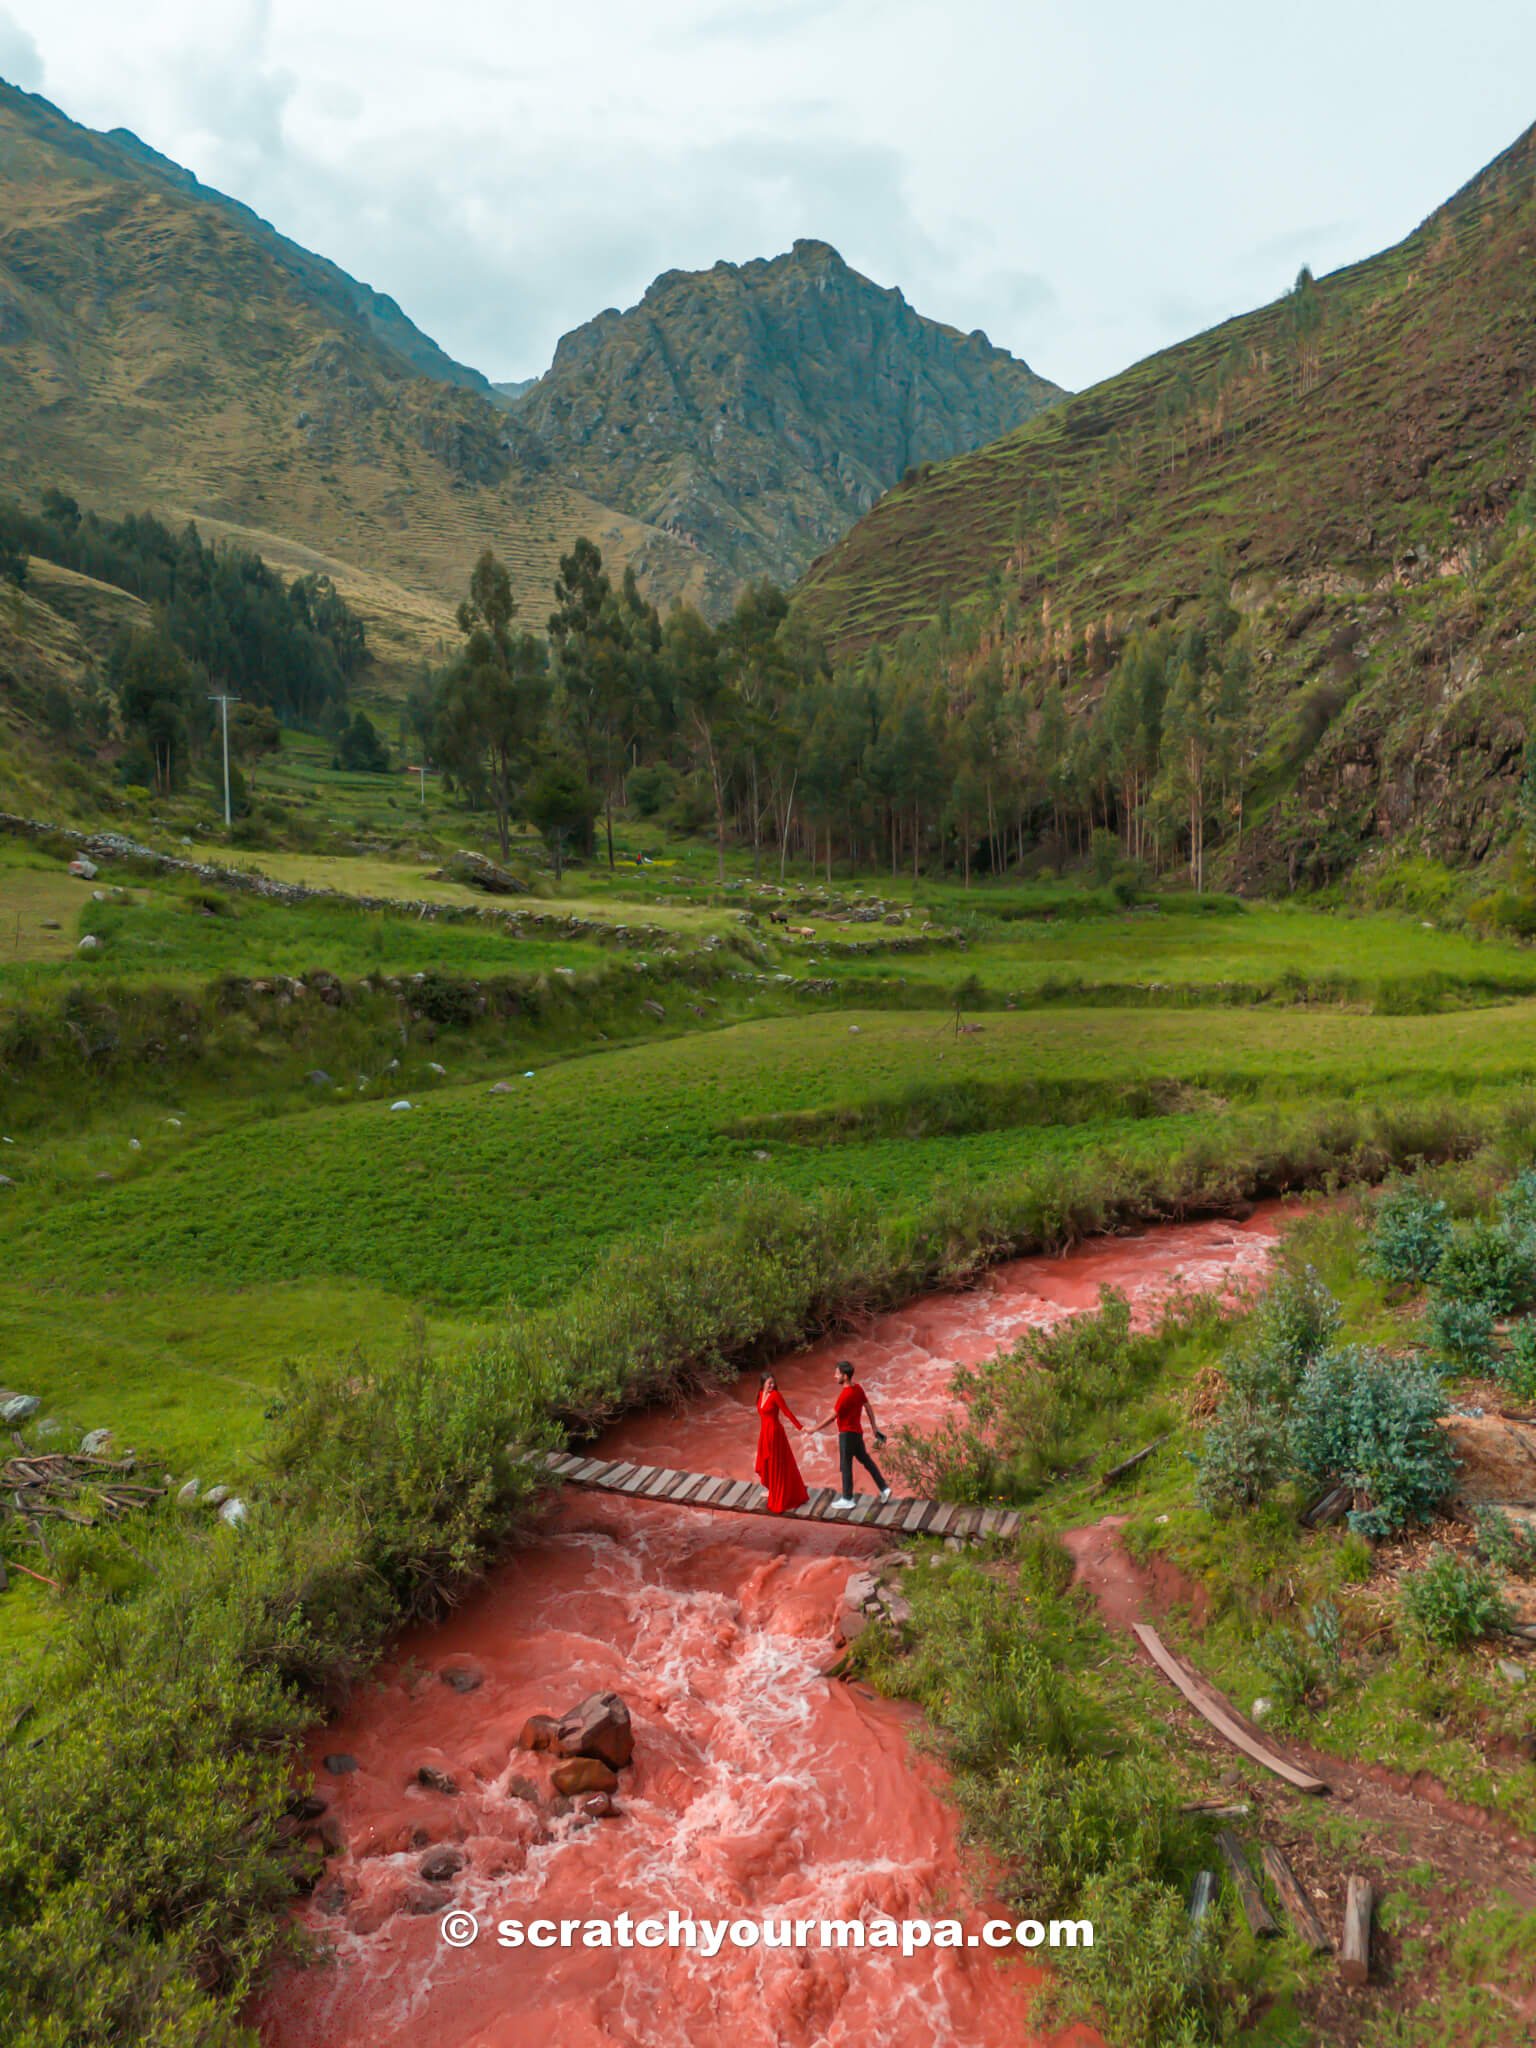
[1,1439,164,1590]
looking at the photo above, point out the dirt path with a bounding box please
[1063,1514,1536,2044]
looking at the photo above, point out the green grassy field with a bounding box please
[9,1004,1536,1320]
[811,901,1536,999]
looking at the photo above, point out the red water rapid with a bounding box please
[255,1209,1286,2048]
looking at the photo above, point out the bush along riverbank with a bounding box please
[861,1132,1536,2048]
[0,1093,1527,2046]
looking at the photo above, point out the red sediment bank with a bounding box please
[253,1210,1285,2048]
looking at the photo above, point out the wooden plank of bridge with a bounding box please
[540,1458,1015,1543]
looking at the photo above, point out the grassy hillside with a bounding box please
[797,121,1536,888]
[0,82,713,651]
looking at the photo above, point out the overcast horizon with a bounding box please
[3,1,1534,394]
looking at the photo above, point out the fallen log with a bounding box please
[1216,1830,1278,1938]
[1098,1434,1171,1489]
[1341,1876,1374,1985]
[1300,1483,1352,1529]
[1186,1869,1218,1962]
[1130,1623,1329,1794]
[1259,1844,1331,1953]
[1180,1800,1251,1819]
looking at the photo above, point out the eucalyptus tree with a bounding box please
[434,549,549,860]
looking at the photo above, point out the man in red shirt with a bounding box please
[812,1360,892,1510]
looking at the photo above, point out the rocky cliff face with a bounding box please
[512,239,1063,587]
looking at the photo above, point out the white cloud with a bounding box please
[0,6,43,90]
[12,0,1536,390]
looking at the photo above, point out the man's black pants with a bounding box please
[838,1430,887,1497]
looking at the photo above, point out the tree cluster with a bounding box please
[429,537,1259,890]
[0,490,367,728]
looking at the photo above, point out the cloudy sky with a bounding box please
[4,0,1534,391]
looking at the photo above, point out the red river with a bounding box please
[254,1208,1287,2048]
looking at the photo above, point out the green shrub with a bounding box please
[1289,1345,1455,1537]
[1425,1293,1498,1372]
[1257,1624,1327,1715]
[1473,1504,1536,1578]
[1197,1269,1341,1512]
[1431,1218,1533,1315]
[1399,1548,1511,1648]
[1364,1183,1450,1286]
[1196,1393,1290,1513]
[1498,1319,1536,1403]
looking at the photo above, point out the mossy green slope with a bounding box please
[797,121,1536,888]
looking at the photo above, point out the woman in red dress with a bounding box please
[755,1372,809,1513]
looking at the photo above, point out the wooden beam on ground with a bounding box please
[1300,1483,1352,1530]
[1341,1877,1374,1986]
[1130,1623,1328,1794]
[1215,1830,1278,1938]
[1187,1870,1217,1950]
[1258,1845,1332,1954]
[1098,1434,1171,1489]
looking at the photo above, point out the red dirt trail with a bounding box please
[252,1211,1285,2048]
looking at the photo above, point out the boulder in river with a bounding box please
[551,1757,619,1796]
[403,1883,453,1915]
[323,1753,360,1775]
[580,1793,618,1819]
[415,1765,459,1795]
[439,1661,483,1694]
[555,1690,634,1770]
[418,1845,465,1883]
[515,1713,561,1752]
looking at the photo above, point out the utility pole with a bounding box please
[208,693,239,831]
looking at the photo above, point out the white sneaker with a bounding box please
[827,1496,856,1512]
[879,1488,892,1503]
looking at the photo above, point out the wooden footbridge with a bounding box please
[535,1449,1022,1540]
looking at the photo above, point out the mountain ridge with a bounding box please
[510,236,1064,587]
